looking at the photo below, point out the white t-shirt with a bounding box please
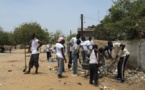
[112,42,130,57]
[31,38,40,54]
[86,40,94,50]
[81,41,88,51]
[72,43,80,54]
[89,50,98,64]
[69,37,77,51]
[55,43,64,58]
[46,44,52,52]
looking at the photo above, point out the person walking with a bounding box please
[24,33,43,74]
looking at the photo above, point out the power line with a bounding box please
[84,16,98,21]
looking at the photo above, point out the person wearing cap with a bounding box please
[55,37,67,78]
[107,41,130,83]
[24,33,43,74]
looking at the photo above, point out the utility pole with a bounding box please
[81,14,83,38]
[70,30,72,36]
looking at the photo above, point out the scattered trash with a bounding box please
[77,82,82,86]
[49,59,57,62]
[8,70,12,72]
[40,59,45,62]
[58,80,61,82]
[50,88,54,90]
[99,84,110,90]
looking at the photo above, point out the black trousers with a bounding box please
[68,51,72,68]
[29,53,39,68]
[46,52,51,60]
[89,64,99,84]
[117,55,130,81]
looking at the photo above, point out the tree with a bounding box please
[66,33,77,41]
[13,22,49,45]
[95,0,145,40]
[48,30,65,44]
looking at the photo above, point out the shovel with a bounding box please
[106,58,117,72]
[23,47,27,72]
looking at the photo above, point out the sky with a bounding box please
[0,0,114,36]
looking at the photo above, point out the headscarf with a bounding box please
[57,37,64,43]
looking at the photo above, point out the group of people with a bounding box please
[24,33,130,87]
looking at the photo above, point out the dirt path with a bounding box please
[0,49,145,90]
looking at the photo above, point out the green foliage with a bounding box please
[13,22,49,45]
[0,27,15,46]
[48,30,65,44]
[66,33,77,42]
[95,0,145,40]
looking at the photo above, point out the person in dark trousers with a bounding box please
[68,33,81,69]
[107,41,130,83]
[89,44,100,86]
[46,44,52,61]
[24,33,43,74]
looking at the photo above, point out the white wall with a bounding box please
[118,39,145,71]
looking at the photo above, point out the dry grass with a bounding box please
[93,39,107,48]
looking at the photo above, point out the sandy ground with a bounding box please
[0,48,145,90]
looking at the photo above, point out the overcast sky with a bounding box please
[0,0,113,36]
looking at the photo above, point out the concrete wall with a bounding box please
[117,39,145,71]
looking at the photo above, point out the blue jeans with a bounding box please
[81,51,86,62]
[57,57,64,75]
[72,54,78,74]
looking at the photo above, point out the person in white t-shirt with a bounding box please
[107,41,130,83]
[89,44,100,86]
[55,37,67,78]
[80,37,89,62]
[25,33,43,74]
[68,33,81,69]
[86,37,94,56]
[71,39,81,76]
[46,44,52,61]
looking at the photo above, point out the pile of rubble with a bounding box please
[101,66,145,84]
[125,69,145,84]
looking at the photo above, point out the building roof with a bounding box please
[78,28,95,32]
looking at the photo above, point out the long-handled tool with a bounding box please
[106,58,117,72]
[23,47,27,72]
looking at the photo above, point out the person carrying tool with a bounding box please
[107,41,130,83]
[24,33,43,74]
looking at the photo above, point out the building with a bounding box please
[77,27,95,39]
